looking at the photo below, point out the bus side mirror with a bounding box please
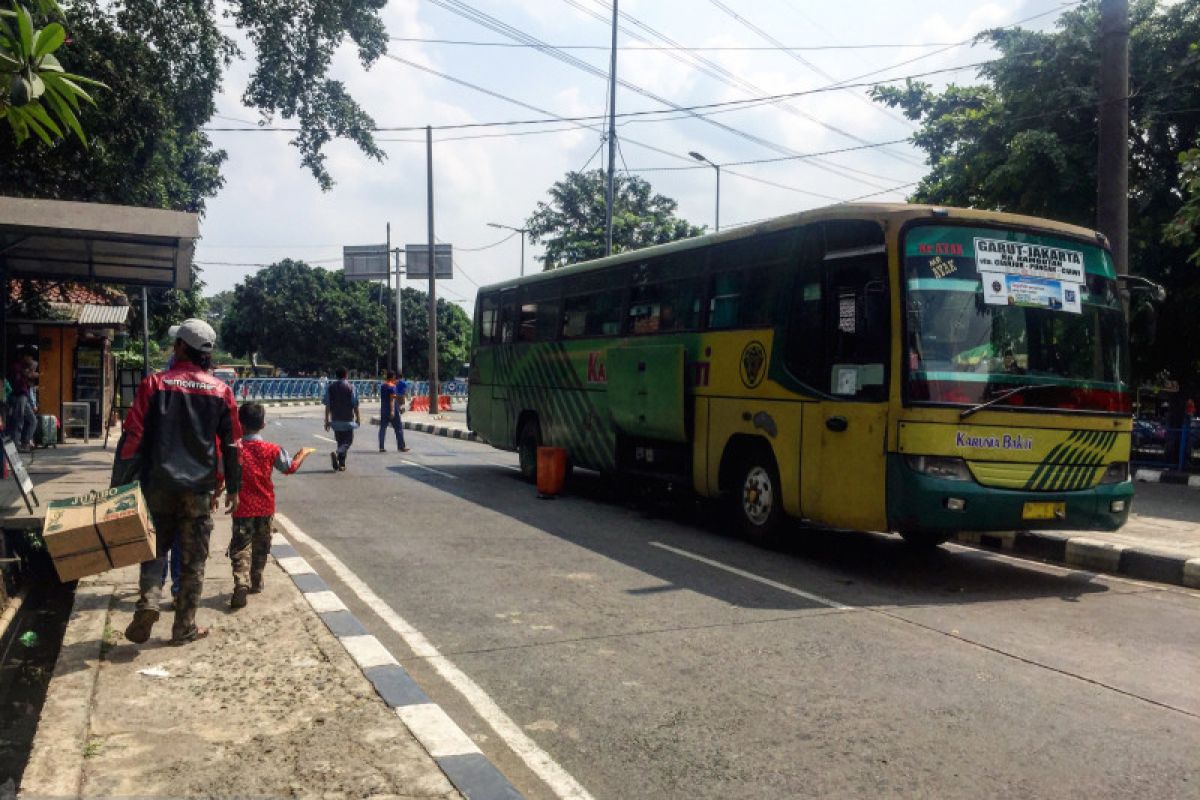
[1130,301,1157,347]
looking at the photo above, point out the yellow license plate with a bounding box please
[1022,502,1066,521]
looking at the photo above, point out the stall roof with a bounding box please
[0,197,198,290]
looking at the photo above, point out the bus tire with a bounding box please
[516,416,541,483]
[899,529,952,549]
[729,446,785,543]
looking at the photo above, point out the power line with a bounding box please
[563,0,919,181]
[454,231,518,251]
[428,0,901,188]
[387,36,965,52]
[203,59,998,134]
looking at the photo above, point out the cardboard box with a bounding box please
[42,482,155,582]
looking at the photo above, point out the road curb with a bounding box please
[270,532,523,800]
[1133,467,1200,487]
[404,421,479,442]
[953,529,1200,589]
[18,582,113,800]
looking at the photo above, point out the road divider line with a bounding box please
[649,542,855,611]
[314,434,336,444]
[400,459,459,480]
[275,514,594,800]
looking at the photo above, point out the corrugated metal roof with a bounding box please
[78,304,130,326]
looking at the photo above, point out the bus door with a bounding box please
[789,221,891,531]
[492,288,518,441]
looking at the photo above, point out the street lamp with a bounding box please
[487,222,529,277]
[689,150,720,232]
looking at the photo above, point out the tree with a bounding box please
[381,287,472,379]
[526,169,705,269]
[870,0,1200,396]
[1,0,103,145]
[220,260,388,373]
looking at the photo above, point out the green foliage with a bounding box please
[382,287,472,379]
[219,259,389,373]
[1164,144,1200,264]
[870,0,1200,391]
[526,169,705,269]
[0,0,106,146]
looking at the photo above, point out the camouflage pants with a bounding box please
[137,488,213,641]
[229,516,273,590]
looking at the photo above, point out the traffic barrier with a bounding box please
[536,447,568,497]
[1132,423,1200,472]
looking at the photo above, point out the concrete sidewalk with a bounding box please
[19,517,463,800]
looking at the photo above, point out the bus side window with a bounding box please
[498,289,518,344]
[562,289,624,338]
[629,279,702,334]
[708,231,796,329]
[784,227,825,389]
[478,293,499,346]
[518,302,538,342]
[823,220,888,400]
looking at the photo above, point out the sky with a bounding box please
[195,0,1081,313]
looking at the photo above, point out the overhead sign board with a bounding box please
[343,244,390,281]
[405,243,453,279]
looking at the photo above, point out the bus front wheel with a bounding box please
[516,417,541,483]
[731,450,784,542]
[899,529,953,549]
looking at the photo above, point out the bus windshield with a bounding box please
[903,224,1130,414]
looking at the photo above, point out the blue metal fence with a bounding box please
[1131,421,1200,472]
[227,377,469,402]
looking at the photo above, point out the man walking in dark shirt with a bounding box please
[113,319,241,646]
[323,367,360,471]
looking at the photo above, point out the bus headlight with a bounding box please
[1099,461,1129,484]
[905,455,973,481]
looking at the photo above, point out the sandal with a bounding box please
[167,627,210,646]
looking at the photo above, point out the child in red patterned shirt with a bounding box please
[225,402,312,609]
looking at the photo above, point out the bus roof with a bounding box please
[476,203,1109,295]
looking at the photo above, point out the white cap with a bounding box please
[167,324,180,340]
[175,318,216,353]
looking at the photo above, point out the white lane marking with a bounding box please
[1189,475,1200,488]
[271,533,288,547]
[276,514,593,800]
[398,703,482,758]
[1134,468,1162,483]
[340,634,399,669]
[304,590,348,614]
[649,542,855,611]
[314,434,336,444]
[400,459,458,480]
[276,556,316,576]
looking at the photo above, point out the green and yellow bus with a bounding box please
[467,204,1133,546]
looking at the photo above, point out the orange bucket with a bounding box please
[536,446,568,497]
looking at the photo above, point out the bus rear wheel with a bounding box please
[516,417,541,483]
[899,529,953,549]
[730,449,785,543]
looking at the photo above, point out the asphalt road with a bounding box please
[265,407,1200,799]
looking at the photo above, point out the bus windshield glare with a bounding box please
[903,224,1130,414]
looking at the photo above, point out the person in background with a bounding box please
[115,319,241,646]
[224,402,312,608]
[378,370,410,453]
[323,366,360,472]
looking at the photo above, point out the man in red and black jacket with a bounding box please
[113,319,242,646]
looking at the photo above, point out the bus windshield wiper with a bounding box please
[959,383,1060,420]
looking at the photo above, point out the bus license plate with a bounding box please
[1022,502,1065,521]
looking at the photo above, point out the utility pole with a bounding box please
[1097,0,1129,277]
[141,287,150,379]
[395,246,403,375]
[426,125,439,415]
[385,222,391,376]
[604,0,619,257]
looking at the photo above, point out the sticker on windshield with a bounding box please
[982,273,1082,314]
[973,238,1085,283]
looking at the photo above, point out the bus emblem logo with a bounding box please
[740,341,767,389]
